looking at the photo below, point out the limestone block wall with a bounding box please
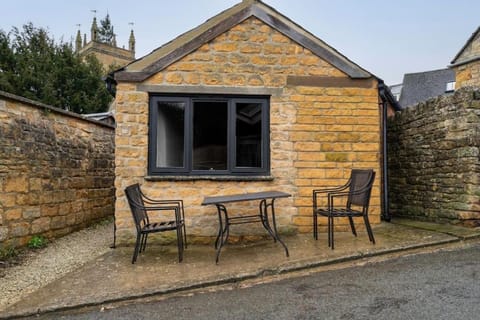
[454,60,480,88]
[0,91,115,247]
[387,87,480,226]
[114,17,382,245]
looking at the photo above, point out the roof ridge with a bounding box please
[114,0,372,82]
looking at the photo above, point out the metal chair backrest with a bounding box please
[347,169,375,208]
[125,183,148,231]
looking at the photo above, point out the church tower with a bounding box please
[75,14,135,71]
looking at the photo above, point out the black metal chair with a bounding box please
[124,183,186,264]
[313,169,376,249]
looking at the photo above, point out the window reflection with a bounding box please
[156,101,185,168]
[236,102,262,168]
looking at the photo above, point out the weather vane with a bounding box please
[128,22,134,28]
[90,10,97,17]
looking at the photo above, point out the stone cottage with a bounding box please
[111,0,394,244]
[450,25,480,88]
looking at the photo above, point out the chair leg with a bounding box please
[132,233,142,264]
[183,222,187,249]
[363,215,375,244]
[176,225,184,263]
[327,215,331,247]
[141,234,148,252]
[313,213,318,240]
[330,216,335,250]
[348,216,357,237]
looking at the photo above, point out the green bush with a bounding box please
[27,235,48,249]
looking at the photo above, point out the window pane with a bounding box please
[193,101,228,170]
[156,101,185,168]
[236,102,262,168]
[446,81,456,92]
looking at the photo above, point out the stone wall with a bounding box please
[453,60,480,88]
[114,17,382,245]
[0,91,115,247]
[452,32,480,89]
[387,87,480,226]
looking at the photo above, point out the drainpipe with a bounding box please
[378,81,391,222]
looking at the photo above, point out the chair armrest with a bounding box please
[313,182,350,209]
[327,184,373,208]
[327,191,350,202]
[321,192,343,211]
[128,199,180,215]
[131,188,186,223]
[312,183,350,195]
[143,198,183,206]
[141,205,184,225]
[138,191,186,222]
[140,190,183,205]
[143,205,180,211]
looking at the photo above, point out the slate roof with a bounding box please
[379,81,402,112]
[398,68,455,108]
[114,0,372,82]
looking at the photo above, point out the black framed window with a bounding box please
[148,95,270,176]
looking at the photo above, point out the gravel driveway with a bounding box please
[0,221,114,311]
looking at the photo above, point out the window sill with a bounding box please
[145,175,275,182]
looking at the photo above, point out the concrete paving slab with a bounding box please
[392,218,480,239]
[1,220,469,319]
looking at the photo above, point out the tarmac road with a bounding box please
[27,242,480,320]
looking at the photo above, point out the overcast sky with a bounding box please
[2,0,479,85]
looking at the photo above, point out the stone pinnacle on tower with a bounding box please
[90,10,98,41]
[75,25,82,52]
[128,22,136,57]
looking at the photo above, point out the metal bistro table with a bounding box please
[201,191,291,263]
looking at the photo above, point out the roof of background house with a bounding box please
[113,0,373,82]
[389,83,403,97]
[83,111,115,126]
[450,26,480,67]
[398,68,455,108]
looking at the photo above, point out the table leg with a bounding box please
[214,204,229,263]
[260,198,289,257]
[259,199,276,240]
